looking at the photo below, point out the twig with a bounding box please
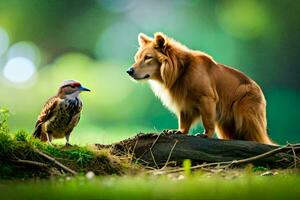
[136,134,162,164]
[144,166,158,170]
[129,139,139,164]
[34,148,77,175]
[10,159,48,167]
[150,150,159,169]
[151,144,298,174]
[150,133,162,149]
[147,134,162,169]
[161,140,178,170]
[287,142,299,168]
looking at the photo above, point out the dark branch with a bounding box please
[96,133,300,169]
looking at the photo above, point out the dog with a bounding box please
[127,32,274,145]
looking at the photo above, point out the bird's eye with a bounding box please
[144,55,152,60]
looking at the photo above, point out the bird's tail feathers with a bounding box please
[33,123,42,138]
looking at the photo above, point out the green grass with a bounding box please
[1,107,300,199]
[1,173,300,200]
[0,109,134,178]
[0,130,133,178]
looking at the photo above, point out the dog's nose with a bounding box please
[126,67,134,76]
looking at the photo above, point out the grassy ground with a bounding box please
[0,109,136,178]
[1,171,300,200]
[1,108,300,199]
[0,130,134,178]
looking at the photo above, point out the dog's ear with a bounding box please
[138,33,152,46]
[154,32,167,49]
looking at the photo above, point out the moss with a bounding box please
[0,131,135,179]
[0,109,138,179]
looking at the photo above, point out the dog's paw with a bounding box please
[195,133,208,138]
[162,129,182,135]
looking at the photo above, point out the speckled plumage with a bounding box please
[33,80,89,145]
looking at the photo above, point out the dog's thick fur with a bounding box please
[129,32,273,145]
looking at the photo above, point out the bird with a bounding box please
[33,80,90,146]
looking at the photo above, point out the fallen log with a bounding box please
[96,133,300,169]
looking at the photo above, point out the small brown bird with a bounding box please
[33,80,90,146]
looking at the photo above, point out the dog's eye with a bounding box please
[144,55,152,60]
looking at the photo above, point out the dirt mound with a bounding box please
[0,131,135,179]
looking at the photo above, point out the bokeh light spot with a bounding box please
[3,57,36,83]
[216,0,270,39]
[7,41,41,65]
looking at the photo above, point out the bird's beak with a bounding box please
[79,85,91,92]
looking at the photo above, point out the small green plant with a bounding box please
[253,166,268,172]
[183,159,192,176]
[0,108,10,134]
[0,108,13,156]
[67,148,93,167]
[14,130,30,142]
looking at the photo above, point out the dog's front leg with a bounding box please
[162,111,194,135]
[178,111,194,134]
[199,96,216,138]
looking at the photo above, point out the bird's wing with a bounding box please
[66,113,81,135]
[34,96,59,128]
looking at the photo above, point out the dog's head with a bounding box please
[127,32,180,87]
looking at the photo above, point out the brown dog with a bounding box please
[127,32,273,145]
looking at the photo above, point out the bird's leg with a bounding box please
[65,134,72,146]
[46,133,54,146]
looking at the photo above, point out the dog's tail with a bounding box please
[233,88,275,145]
[217,84,276,145]
[216,116,275,145]
[234,111,275,145]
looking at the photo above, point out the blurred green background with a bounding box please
[0,0,299,145]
